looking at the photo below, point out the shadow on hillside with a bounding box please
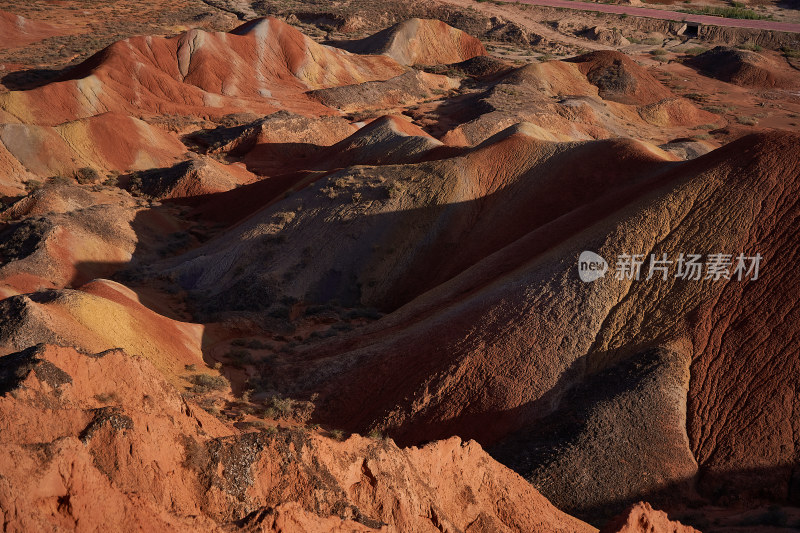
[10,132,798,531]
[61,126,692,374]
[777,0,800,10]
[576,464,800,530]
[1,68,63,91]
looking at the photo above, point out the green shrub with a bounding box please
[679,6,771,19]
[737,42,763,51]
[684,46,708,56]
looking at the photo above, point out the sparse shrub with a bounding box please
[737,115,759,125]
[185,364,197,371]
[346,308,383,320]
[271,396,295,417]
[702,105,730,115]
[640,37,662,45]
[237,419,266,430]
[268,306,291,320]
[48,175,72,186]
[685,93,708,102]
[650,48,667,56]
[309,329,338,340]
[181,436,210,472]
[226,349,252,367]
[368,429,384,440]
[781,46,800,58]
[679,5,771,19]
[737,505,789,527]
[386,182,405,199]
[232,338,269,349]
[197,397,221,418]
[684,46,708,56]
[74,167,100,184]
[94,392,119,404]
[737,42,763,52]
[187,373,229,394]
[305,303,336,316]
[782,47,800,58]
[330,429,345,441]
[157,231,191,258]
[24,179,43,192]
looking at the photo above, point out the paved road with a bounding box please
[510,0,800,33]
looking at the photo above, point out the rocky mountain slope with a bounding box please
[1,6,798,532]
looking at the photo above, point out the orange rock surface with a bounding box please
[1,6,798,532]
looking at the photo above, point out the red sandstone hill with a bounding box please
[0,9,797,533]
[0,17,407,126]
[327,18,487,66]
[0,112,186,182]
[0,343,600,532]
[566,50,676,106]
[159,126,800,524]
[0,10,61,50]
[687,46,800,89]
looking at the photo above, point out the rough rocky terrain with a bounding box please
[0,1,798,531]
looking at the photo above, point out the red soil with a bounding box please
[567,50,676,105]
[0,17,407,126]
[0,10,62,49]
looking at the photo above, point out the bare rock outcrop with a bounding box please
[0,343,596,533]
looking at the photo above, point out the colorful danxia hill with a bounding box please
[0,0,798,531]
